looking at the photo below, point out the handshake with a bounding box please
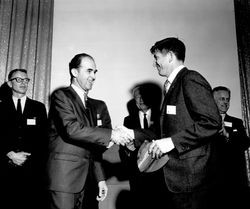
[110,126,135,147]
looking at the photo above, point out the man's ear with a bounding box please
[7,81,12,88]
[71,68,78,78]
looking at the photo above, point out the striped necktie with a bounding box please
[164,79,171,94]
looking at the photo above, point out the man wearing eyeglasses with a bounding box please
[0,69,48,209]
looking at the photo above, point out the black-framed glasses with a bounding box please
[10,77,30,84]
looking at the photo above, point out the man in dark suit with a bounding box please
[0,69,48,209]
[213,86,250,208]
[121,37,222,209]
[119,84,165,209]
[47,53,132,209]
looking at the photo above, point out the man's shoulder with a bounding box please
[88,97,106,105]
[225,114,243,123]
[26,97,46,111]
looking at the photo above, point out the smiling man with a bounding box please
[122,37,222,209]
[212,86,250,208]
[46,53,131,209]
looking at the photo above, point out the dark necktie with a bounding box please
[84,95,94,126]
[143,113,148,129]
[17,98,22,118]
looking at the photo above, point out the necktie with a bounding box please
[164,79,171,94]
[17,98,22,117]
[143,113,148,129]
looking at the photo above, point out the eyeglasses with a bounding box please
[10,77,30,84]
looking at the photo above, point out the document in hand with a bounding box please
[137,140,169,172]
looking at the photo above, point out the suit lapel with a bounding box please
[160,68,188,131]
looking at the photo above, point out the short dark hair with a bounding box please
[212,86,231,98]
[69,53,94,81]
[8,69,27,80]
[150,37,186,62]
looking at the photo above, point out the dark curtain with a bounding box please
[234,0,250,186]
[0,0,54,107]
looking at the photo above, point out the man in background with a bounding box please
[47,53,132,209]
[0,69,48,209]
[119,83,164,209]
[213,86,250,208]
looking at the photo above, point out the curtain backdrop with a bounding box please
[0,0,53,108]
[234,0,250,186]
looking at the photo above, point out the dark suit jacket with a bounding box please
[120,108,165,209]
[0,95,48,209]
[134,68,221,193]
[47,86,112,193]
[220,114,250,187]
[0,96,48,174]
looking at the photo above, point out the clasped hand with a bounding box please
[7,151,31,166]
[111,126,134,146]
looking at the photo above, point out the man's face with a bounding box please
[134,89,149,112]
[153,51,172,77]
[73,57,97,92]
[8,71,29,96]
[213,90,230,114]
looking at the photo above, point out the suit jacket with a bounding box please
[134,68,221,193]
[220,114,250,187]
[120,108,165,209]
[0,96,48,174]
[47,86,112,193]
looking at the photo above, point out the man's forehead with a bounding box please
[80,57,96,67]
[12,71,28,78]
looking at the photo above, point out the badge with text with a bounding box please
[224,121,232,127]
[27,118,36,125]
[166,105,176,115]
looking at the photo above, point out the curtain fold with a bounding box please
[0,0,53,108]
[234,0,250,186]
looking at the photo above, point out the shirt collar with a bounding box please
[71,84,87,106]
[139,108,151,117]
[12,95,27,110]
[167,65,185,84]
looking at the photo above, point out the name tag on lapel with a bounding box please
[27,118,36,125]
[97,114,102,126]
[97,119,102,126]
[224,121,232,127]
[166,105,176,115]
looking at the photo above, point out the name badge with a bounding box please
[224,121,232,127]
[166,105,176,115]
[27,118,36,125]
[97,119,102,126]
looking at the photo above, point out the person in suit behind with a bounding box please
[212,86,250,208]
[120,37,222,209]
[46,53,132,209]
[0,81,12,101]
[0,69,48,209]
[119,83,165,209]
